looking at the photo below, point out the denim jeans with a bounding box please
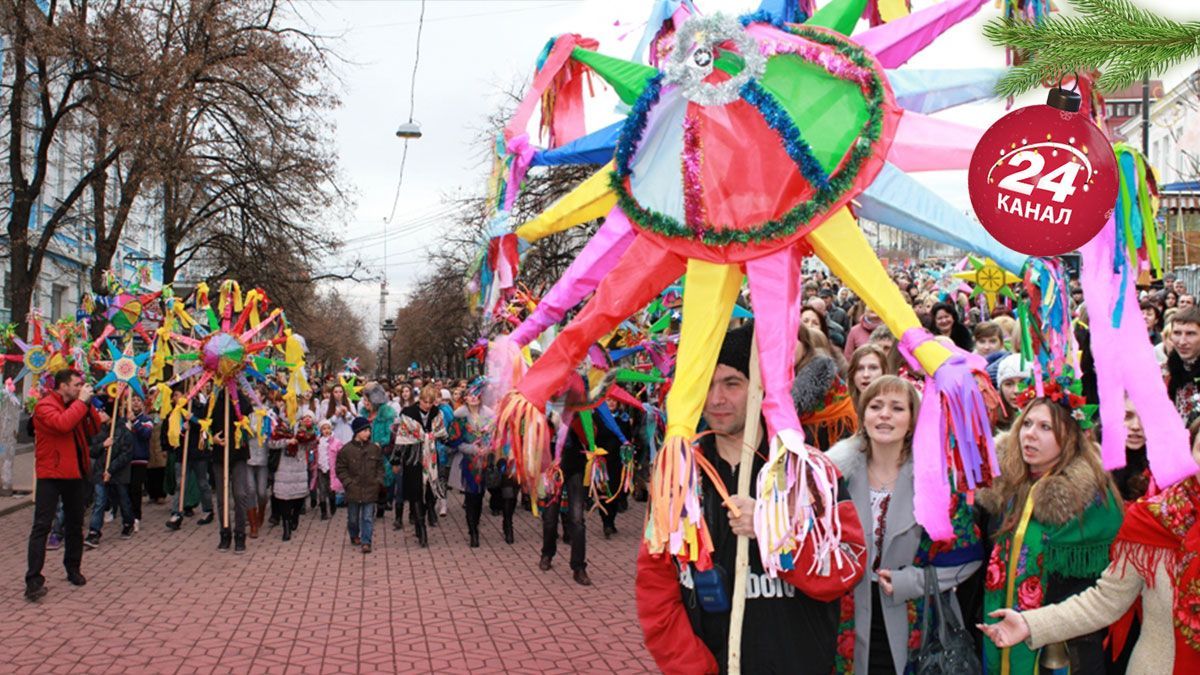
[89,482,133,534]
[346,501,375,545]
[246,464,270,505]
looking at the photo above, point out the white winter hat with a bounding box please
[996,353,1030,386]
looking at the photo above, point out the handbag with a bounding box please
[914,566,981,675]
[483,457,502,490]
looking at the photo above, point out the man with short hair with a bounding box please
[636,324,866,673]
[25,370,101,602]
[1167,307,1200,419]
[1179,294,1196,310]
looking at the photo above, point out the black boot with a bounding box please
[413,500,428,547]
[234,532,246,554]
[218,528,232,551]
[320,502,328,521]
[503,497,516,545]
[466,494,482,548]
[393,502,404,530]
[282,505,293,541]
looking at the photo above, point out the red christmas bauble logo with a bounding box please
[968,103,1117,256]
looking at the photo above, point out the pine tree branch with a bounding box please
[983,0,1200,98]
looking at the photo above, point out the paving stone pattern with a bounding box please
[1,494,657,674]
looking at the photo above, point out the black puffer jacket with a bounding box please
[89,423,134,485]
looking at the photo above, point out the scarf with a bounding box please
[1110,476,1200,671]
[983,485,1124,675]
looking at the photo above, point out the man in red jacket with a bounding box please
[636,324,866,673]
[25,369,101,602]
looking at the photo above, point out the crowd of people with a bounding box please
[20,262,1200,673]
[634,265,1199,674]
[23,368,636,601]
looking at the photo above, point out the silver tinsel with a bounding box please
[663,14,766,107]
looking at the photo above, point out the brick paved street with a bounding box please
[2,493,655,674]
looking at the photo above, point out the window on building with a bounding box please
[50,284,66,321]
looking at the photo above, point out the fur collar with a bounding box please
[976,454,1108,527]
[826,435,867,477]
[791,355,838,414]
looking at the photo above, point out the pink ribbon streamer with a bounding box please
[510,208,637,346]
[853,0,988,68]
[1079,217,1196,488]
[504,134,537,211]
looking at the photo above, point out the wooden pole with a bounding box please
[103,386,125,475]
[222,391,231,529]
[177,392,193,514]
[727,339,764,675]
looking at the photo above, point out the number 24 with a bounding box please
[997,151,1083,203]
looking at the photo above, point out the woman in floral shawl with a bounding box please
[981,418,1200,673]
[976,396,1124,674]
[446,382,494,548]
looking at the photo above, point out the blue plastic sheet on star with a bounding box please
[858,162,1027,273]
[887,68,1005,114]
[531,122,622,167]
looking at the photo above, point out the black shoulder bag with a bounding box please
[914,566,981,675]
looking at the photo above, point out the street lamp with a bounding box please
[380,319,398,383]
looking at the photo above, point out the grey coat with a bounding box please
[827,436,981,675]
[272,450,310,500]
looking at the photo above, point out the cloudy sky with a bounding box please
[299,0,1196,338]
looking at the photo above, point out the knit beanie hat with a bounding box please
[996,353,1030,386]
[716,321,754,378]
[351,416,371,436]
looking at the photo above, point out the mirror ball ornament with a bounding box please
[968,88,1118,256]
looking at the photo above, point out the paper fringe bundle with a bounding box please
[754,429,848,578]
[646,435,714,567]
[899,328,998,541]
[494,390,550,497]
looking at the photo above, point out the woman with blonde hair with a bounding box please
[977,395,1124,674]
[828,376,982,674]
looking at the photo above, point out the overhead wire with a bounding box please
[382,0,426,227]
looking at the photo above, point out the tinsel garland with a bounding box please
[610,26,887,247]
[613,73,665,180]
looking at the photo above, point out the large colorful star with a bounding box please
[94,340,151,398]
[954,255,1021,311]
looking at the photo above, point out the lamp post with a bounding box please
[380,319,397,384]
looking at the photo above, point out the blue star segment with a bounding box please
[94,339,151,398]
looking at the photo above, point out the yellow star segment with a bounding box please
[954,256,1021,311]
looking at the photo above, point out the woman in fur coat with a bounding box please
[793,326,857,451]
[976,396,1124,674]
[981,419,1200,673]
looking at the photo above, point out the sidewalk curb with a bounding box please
[0,498,32,519]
